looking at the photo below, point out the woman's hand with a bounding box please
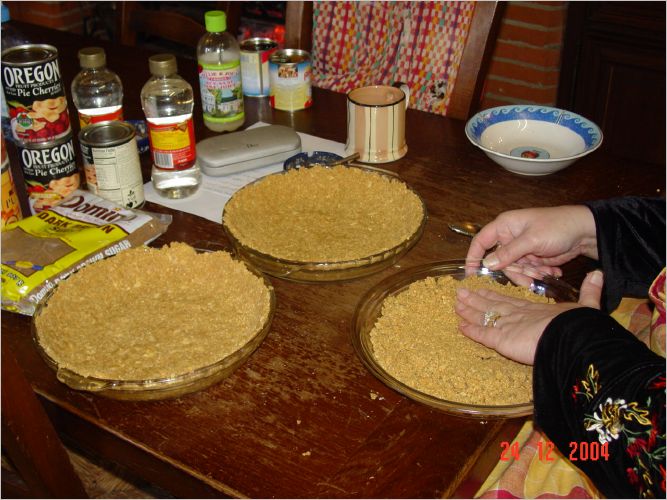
[454,270,604,365]
[465,205,598,277]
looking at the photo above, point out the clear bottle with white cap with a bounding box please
[141,53,201,199]
[71,47,124,128]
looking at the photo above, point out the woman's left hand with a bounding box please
[454,270,604,365]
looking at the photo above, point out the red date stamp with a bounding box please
[500,440,609,462]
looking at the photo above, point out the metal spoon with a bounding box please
[447,222,482,238]
[327,152,360,166]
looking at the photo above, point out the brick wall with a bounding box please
[480,1,568,109]
[3,1,95,35]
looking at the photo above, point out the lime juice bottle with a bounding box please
[197,10,244,132]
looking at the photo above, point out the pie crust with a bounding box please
[223,166,425,263]
[34,243,273,381]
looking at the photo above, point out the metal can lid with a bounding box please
[79,121,135,147]
[1,44,58,64]
[270,49,310,65]
[18,131,74,149]
[241,38,278,52]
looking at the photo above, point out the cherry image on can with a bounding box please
[17,133,81,214]
[1,44,72,144]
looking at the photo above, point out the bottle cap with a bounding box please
[148,54,177,76]
[78,47,106,68]
[204,10,226,32]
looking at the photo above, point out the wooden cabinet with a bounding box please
[558,2,665,166]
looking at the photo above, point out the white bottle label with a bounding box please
[78,105,123,128]
[198,60,243,121]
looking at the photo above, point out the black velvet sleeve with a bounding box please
[583,197,665,313]
[533,308,666,499]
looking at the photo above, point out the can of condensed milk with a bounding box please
[1,44,72,144]
[17,133,80,214]
[79,121,144,209]
[241,38,278,97]
[269,49,312,111]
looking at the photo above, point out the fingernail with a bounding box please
[589,270,604,286]
[483,254,499,269]
[456,288,469,299]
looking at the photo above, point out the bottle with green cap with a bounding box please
[197,10,244,132]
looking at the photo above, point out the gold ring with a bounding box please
[483,310,501,328]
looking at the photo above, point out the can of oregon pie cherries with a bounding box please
[1,44,72,144]
[16,132,80,214]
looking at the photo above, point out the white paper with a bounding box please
[143,122,346,224]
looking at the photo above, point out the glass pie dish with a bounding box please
[351,260,578,419]
[31,255,276,401]
[222,166,427,283]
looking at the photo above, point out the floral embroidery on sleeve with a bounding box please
[572,363,600,402]
[573,365,666,498]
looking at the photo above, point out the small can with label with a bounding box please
[1,157,23,229]
[79,121,144,209]
[1,44,72,144]
[269,49,313,112]
[241,38,278,97]
[16,132,80,214]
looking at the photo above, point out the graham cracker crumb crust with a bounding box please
[223,166,425,263]
[370,275,551,406]
[35,243,273,381]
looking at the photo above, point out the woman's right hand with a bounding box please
[466,205,598,276]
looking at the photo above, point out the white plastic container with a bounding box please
[71,47,123,128]
[140,54,201,199]
[197,10,244,132]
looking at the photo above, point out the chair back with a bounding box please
[285,1,314,51]
[309,1,502,119]
[117,2,242,49]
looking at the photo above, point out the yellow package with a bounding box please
[1,190,171,315]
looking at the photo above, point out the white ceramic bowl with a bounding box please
[465,105,603,176]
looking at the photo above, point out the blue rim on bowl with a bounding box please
[283,151,343,170]
[465,105,603,175]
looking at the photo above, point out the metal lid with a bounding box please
[240,38,278,52]
[79,121,135,147]
[78,47,106,69]
[269,49,310,65]
[18,131,73,149]
[148,54,177,76]
[1,44,57,64]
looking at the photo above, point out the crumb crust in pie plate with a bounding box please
[222,165,427,282]
[351,260,578,419]
[32,243,276,401]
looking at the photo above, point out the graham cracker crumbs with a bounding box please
[223,166,424,262]
[35,243,273,380]
[370,275,551,406]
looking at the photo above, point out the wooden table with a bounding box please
[3,22,665,498]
